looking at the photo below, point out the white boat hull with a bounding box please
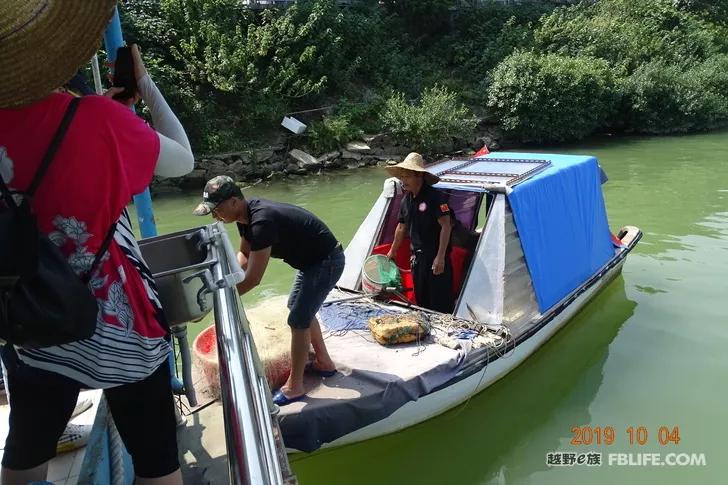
[305,256,626,451]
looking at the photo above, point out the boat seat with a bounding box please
[450,245,471,297]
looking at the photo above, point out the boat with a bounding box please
[275,152,641,453]
[51,150,640,482]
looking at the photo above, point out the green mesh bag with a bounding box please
[362,255,403,293]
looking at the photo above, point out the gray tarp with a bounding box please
[278,302,464,452]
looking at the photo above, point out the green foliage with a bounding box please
[380,0,454,18]
[673,0,728,24]
[120,0,728,151]
[535,0,722,72]
[440,1,556,85]
[380,0,456,37]
[306,115,363,152]
[484,0,728,141]
[334,96,388,133]
[329,4,434,97]
[620,57,728,133]
[380,85,476,151]
[161,0,346,98]
[487,51,618,143]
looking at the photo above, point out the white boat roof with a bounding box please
[429,153,552,192]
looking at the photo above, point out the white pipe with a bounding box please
[90,55,103,95]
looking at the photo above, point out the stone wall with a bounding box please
[152,124,504,192]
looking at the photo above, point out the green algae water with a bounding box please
[132,130,728,484]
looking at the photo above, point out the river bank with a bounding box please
[151,122,504,193]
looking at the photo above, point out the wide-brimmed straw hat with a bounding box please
[385,152,440,185]
[0,0,117,108]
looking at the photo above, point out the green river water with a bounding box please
[133,131,728,484]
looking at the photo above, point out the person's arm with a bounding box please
[237,238,251,271]
[129,44,194,178]
[139,74,193,177]
[431,193,453,276]
[432,215,452,275]
[387,223,407,260]
[236,247,271,295]
[388,195,409,260]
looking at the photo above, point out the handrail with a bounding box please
[207,223,296,485]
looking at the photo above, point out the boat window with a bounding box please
[474,192,494,233]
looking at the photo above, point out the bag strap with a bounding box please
[82,222,118,284]
[26,97,81,198]
[0,97,81,208]
[0,98,81,209]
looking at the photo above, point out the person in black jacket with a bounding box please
[386,153,454,313]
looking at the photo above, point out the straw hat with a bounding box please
[0,0,117,108]
[385,152,440,185]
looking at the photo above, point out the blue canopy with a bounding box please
[501,152,614,312]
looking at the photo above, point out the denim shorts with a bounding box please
[287,245,345,329]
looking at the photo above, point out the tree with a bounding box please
[487,51,617,142]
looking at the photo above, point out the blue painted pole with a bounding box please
[104,7,184,395]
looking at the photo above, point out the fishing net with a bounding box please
[246,295,292,390]
[194,295,293,397]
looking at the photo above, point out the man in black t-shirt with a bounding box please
[193,176,345,406]
[386,153,454,313]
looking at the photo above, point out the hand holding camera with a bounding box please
[104,44,147,106]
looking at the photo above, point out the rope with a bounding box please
[320,293,518,419]
[446,345,490,421]
[285,105,334,116]
[322,297,380,342]
[323,290,514,359]
[320,291,518,423]
[323,294,510,348]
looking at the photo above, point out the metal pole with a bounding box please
[171,325,198,407]
[90,55,103,95]
[208,222,294,484]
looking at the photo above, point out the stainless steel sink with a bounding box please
[139,227,215,326]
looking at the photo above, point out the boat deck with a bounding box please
[178,399,228,485]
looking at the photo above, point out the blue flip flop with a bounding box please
[272,389,306,406]
[304,362,337,378]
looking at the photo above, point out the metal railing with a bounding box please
[206,223,296,485]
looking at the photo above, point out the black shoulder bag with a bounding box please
[0,97,116,347]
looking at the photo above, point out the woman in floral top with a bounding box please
[0,2,194,484]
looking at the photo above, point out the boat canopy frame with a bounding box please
[428,157,552,191]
